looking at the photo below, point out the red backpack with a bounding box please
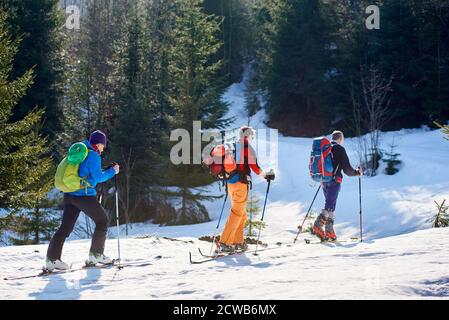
[203,144,237,180]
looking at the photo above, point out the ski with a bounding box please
[83,259,118,269]
[3,255,163,281]
[304,237,359,245]
[189,245,282,264]
[3,265,80,281]
[189,252,223,264]
[197,247,248,258]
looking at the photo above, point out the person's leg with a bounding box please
[220,182,248,246]
[47,195,81,261]
[325,181,341,213]
[234,185,249,245]
[325,181,341,240]
[313,183,328,239]
[72,196,109,255]
[325,212,336,240]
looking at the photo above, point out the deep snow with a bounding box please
[0,78,448,300]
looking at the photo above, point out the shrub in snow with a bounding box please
[431,200,449,228]
[246,193,266,236]
[383,140,402,175]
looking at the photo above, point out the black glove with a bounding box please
[265,170,275,181]
[104,162,118,170]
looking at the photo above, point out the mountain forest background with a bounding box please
[0,0,448,245]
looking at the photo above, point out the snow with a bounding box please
[1,77,448,299]
[1,229,449,299]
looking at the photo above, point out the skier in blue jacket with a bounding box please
[46,130,119,271]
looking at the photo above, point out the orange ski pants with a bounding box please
[220,182,248,245]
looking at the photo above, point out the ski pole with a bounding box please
[209,183,229,255]
[115,175,123,269]
[254,178,272,256]
[293,185,321,244]
[359,175,363,242]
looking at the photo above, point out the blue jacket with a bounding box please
[67,140,116,197]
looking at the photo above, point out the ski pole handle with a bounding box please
[265,169,275,182]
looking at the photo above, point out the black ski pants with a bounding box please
[47,194,108,260]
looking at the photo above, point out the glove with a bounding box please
[104,162,118,170]
[265,170,275,181]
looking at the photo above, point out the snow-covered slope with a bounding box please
[1,78,448,299]
[1,228,449,299]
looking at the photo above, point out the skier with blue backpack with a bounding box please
[309,130,362,241]
[45,130,119,271]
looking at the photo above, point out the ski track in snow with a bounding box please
[1,78,449,299]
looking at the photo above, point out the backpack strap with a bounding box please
[80,150,93,194]
[330,142,342,183]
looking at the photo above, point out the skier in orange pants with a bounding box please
[218,126,268,253]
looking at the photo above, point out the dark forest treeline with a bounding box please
[0,0,448,244]
[246,0,449,136]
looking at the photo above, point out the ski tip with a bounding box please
[189,251,193,264]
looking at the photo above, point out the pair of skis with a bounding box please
[189,235,360,264]
[3,255,162,281]
[189,245,284,264]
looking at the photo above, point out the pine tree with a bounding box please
[108,3,163,232]
[203,0,252,84]
[431,199,448,228]
[244,61,262,124]
[1,0,65,143]
[435,122,449,141]
[263,0,336,136]
[63,0,132,144]
[0,12,53,238]
[383,140,401,175]
[9,194,61,245]
[142,0,177,135]
[340,1,449,132]
[164,0,231,225]
[245,193,265,237]
[169,0,230,131]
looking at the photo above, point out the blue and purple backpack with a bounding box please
[309,137,335,183]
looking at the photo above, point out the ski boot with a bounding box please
[312,210,327,241]
[86,252,113,266]
[234,242,249,252]
[45,258,70,272]
[215,242,235,255]
[325,218,337,242]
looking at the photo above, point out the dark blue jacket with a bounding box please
[67,140,116,197]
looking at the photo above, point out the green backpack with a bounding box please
[55,142,91,193]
